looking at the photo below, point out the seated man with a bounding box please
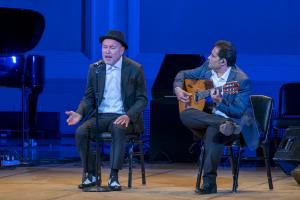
[66,30,148,191]
[174,40,259,194]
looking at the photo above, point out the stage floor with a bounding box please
[0,162,299,200]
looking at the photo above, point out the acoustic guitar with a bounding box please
[178,79,239,112]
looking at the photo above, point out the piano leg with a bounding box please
[27,89,41,141]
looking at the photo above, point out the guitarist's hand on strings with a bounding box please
[210,88,223,104]
[175,87,192,103]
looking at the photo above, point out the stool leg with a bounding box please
[139,141,146,185]
[232,145,241,193]
[128,140,134,188]
[262,143,274,190]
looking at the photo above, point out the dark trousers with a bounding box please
[75,113,134,175]
[180,108,236,185]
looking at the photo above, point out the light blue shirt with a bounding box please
[98,57,125,114]
[211,67,231,118]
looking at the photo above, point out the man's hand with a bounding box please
[114,115,130,127]
[65,111,82,125]
[210,88,223,104]
[175,87,192,103]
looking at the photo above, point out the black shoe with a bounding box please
[195,184,217,195]
[108,175,122,191]
[219,121,241,136]
[78,175,97,189]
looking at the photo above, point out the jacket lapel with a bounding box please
[204,70,212,80]
[223,67,237,99]
[227,67,237,82]
[121,57,129,101]
[97,65,106,100]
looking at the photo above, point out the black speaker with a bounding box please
[273,128,300,175]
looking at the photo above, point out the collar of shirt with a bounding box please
[106,56,123,71]
[211,67,232,83]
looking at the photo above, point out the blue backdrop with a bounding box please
[0,0,299,136]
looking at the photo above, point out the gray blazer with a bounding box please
[76,56,148,134]
[174,61,259,150]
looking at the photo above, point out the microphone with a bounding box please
[93,60,105,67]
[93,60,105,74]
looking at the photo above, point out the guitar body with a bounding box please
[178,79,213,112]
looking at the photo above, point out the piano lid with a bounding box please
[0,7,45,54]
[151,54,205,99]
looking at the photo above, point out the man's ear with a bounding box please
[219,58,227,65]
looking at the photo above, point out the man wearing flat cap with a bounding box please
[66,30,148,191]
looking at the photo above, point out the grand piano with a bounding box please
[0,7,45,160]
[149,54,205,162]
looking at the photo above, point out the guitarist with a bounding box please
[174,40,259,194]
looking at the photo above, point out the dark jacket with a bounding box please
[76,56,148,133]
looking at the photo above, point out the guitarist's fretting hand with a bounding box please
[210,88,223,104]
[175,87,192,103]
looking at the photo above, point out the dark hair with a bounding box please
[215,40,236,66]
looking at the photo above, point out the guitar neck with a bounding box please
[195,82,236,101]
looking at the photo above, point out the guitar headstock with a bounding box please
[223,81,240,94]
